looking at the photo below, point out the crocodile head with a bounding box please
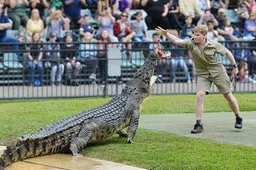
[123,49,167,101]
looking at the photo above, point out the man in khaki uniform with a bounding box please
[156,25,243,134]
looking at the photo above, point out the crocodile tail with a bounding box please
[0,134,70,170]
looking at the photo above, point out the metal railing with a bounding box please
[0,41,255,99]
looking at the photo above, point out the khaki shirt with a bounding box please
[182,39,228,78]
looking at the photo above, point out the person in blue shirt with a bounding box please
[63,0,86,27]
[0,0,19,55]
[180,16,194,39]
[243,12,256,39]
[78,32,98,83]
[79,14,95,37]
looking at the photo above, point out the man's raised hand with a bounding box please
[155,26,167,36]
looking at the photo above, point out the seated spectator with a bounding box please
[235,37,251,83]
[79,14,95,37]
[97,0,112,17]
[247,49,256,81]
[130,11,148,42]
[26,32,43,86]
[218,17,238,42]
[50,0,64,9]
[113,11,135,60]
[243,12,256,40]
[236,0,250,21]
[29,0,50,20]
[248,0,256,16]
[243,69,256,83]
[0,1,19,55]
[44,32,64,86]
[170,46,192,83]
[180,16,194,39]
[78,32,98,83]
[112,0,130,18]
[61,32,81,85]
[166,0,182,30]
[8,0,30,30]
[141,0,170,29]
[179,0,203,25]
[206,20,219,42]
[63,0,86,27]
[168,30,191,83]
[97,29,115,83]
[149,33,169,83]
[215,8,226,28]
[210,0,229,15]
[26,8,44,41]
[46,8,67,42]
[96,7,118,41]
[197,9,218,26]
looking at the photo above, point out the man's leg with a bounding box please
[223,92,240,115]
[223,92,243,129]
[191,76,211,134]
[191,90,206,134]
[213,72,243,129]
[195,90,206,120]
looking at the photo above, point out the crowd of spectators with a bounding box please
[0,0,256,85]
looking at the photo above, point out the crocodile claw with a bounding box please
[127,139,134,144]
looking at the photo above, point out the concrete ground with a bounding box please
[139,111,256,147]
[0,146,146,170]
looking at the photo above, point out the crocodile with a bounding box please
[0,49,168,170]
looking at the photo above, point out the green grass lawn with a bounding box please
[0,94,256,169]
[85,129,256,170]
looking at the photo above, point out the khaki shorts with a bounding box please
[197,72,232,94]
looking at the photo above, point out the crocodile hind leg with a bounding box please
[127,109,140,144]
[70,126,92,156]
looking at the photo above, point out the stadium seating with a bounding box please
[129,9,147,21]
[6,30,19,37]
[80,9,98,25]
[225,9,240,24]
[3,53,23,69]
[147,30,156,42]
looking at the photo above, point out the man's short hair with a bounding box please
[193,25,208,36]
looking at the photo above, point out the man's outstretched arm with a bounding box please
[155,26,185,46]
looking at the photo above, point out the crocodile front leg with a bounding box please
[70,125,93,156]
[127,109,140,144]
